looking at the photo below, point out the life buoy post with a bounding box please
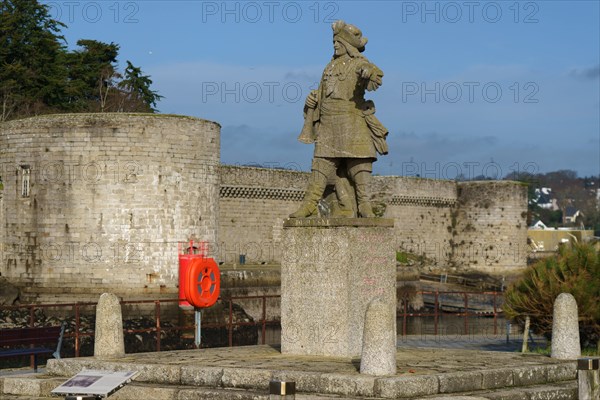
[184,257,221,348]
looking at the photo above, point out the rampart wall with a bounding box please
[452,181,528,274]
[218,166,528,275]
[0,114,220,302]
[0,113,527,303]
[219,165,308,263]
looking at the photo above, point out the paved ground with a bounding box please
[40,345,575,399]
[0,334,549,377]
[46,344,563,377]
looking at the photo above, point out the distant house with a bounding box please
[530,220,548,230]
[532,188,559,210]
[563,206,583,224]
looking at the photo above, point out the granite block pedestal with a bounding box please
[281,218,396,357]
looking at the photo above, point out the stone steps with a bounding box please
[0,376,349,400]
[417,380,577,399]
[0,346,581,399]
[0,379,580,400]
[0,361,578,400]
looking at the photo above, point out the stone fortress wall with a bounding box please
[452,181,529,272]
[1,114,527,302]
[219,166,528,275]
[0,114,220,302]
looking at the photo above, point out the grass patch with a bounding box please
[396,251,409,263]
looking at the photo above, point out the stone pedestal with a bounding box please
[281,218,396,357]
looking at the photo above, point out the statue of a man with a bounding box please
[290,20,388,218]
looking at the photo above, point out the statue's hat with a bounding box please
[332,20,368,52]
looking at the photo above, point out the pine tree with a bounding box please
[118,61,163,112]
[0,0,162,120]
[64,39,120,112]
[0,0,67,120]
[503,243,600,347]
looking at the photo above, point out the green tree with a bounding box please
[1,0,162,119]
[536,208,563,228]
[117,61,163,112]
[503,243,600,347]
[585,208,600,236]
[0,0,67,120]
[65,39,120,112]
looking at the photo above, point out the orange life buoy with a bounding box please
[184,257,220,308]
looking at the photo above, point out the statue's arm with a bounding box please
[305,89,318,109]
[357,60,383,92]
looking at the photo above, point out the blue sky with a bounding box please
[44,0,599,178]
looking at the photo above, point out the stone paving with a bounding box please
[47,345,563,376]
[32,345,577,399]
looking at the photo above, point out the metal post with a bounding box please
[195,309,202,348]
[262,295,267,345]
[521,316,530,353]
[493,292,498,335]
[228,299,234,347]
[29,306,35,368]
[75,304,80,358]
[463,293,469,335]
[434,291,439,336]
[402,293,408,336]
[155,301,161,352]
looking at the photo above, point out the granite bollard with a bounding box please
[551,292,581,360]
[360,297,396,375]
[94,292,125,359]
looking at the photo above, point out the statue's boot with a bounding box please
[333,177,355,218]
[289,171,327,218]
[354,170,375,218]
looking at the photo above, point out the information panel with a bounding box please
[51,370,138,398]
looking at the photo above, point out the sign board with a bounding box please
[51,369,138,398]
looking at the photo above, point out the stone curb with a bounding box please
[1,375,64,397]
[482,380,577,400]
[41,358,577,399]
[0,372,579,400]
[375,374,439,398]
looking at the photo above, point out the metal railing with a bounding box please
[0,295,280,359]
[1,291,504,362]
[398,290,503,336]
[223,295,280,347]
[419,273,504,291]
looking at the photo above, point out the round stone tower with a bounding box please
[452,181,528,275]
[0,113,220,302]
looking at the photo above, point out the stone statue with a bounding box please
[290,20,388,218]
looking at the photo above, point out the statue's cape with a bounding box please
[362,100,388,155]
